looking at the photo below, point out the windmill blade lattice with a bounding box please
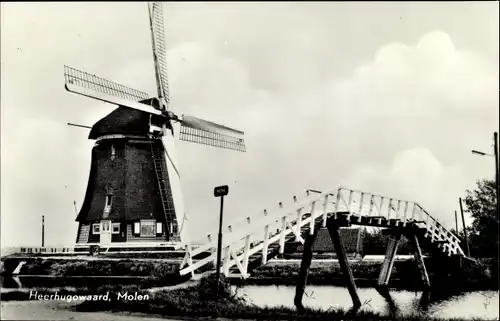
[179,126,246,152]
[64,66,150,103]
[149,2,170,106]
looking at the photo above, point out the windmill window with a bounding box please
[110,144,116,160]
[140,220,156,237]
[156,222,163,235]
[92,223,100,234]
[105,195,113,207]
[134,222,140,235]
[112,223,120,234]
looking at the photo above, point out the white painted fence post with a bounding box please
[279,216,287,254]
[185,244,195,278]
[348,190,353,208]
[358,193,364,222]
[411,203,417,221]
[403,201,408,226]
[387,198,393,219]
[309,201,317,234]
[262,208,270,264]
[223,246,231,276]
[294,196,303,241]
[243,235,251,271]
[334,190,341,219]
[322,194,330,227]
[377,197,385,224]
[262,225,270,264]
[368,195,374,216]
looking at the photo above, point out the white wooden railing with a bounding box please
[179,187,465,278]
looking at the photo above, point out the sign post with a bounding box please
[214,185,229,299]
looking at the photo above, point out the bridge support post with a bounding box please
[377,232,402,287]
[294,223,320,311]
[327,219,361,310]
[410,233,430,289]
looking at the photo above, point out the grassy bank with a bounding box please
[73,274,484,321]
[0,258,199,288]
[1,251,190,260]
[2,257,211,276]
[2,255,215,273]
[2,256,496,291]
[16,258,180,276]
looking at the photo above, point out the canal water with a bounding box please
[2,276,498,320]
[234,285,499,320]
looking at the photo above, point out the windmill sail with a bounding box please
[64,65,162,116]
[65,65,149,102]
[179,115,246,152]
[149,2,170,107]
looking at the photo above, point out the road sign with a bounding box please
[213,184,229,300]
[214,185,229,197]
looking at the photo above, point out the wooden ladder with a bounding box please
[148,136,179,241]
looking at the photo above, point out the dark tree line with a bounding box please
[361,230,414,255]
[459,179,498,258]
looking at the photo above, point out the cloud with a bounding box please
[346,148,471,228]
[142,30,498,236]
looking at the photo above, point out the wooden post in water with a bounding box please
[377,231,401,287]
[411,233,430,289]
[294,223,320,311]
[327,219,361,309]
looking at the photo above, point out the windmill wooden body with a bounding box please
[66,2,246,252]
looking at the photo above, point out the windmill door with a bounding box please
[100,220,112,246]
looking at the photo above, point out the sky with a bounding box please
[1,2,499,247]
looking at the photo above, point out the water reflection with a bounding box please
[234,285,499,320]
[2,276,498,320]
[1,276,23,289]
[375,286,398,317]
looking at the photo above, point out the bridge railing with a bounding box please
[180,188,336,277]
[185,189,329,257]
[333,188,464,256]
[208,189,333,249]
[179,186,465,277]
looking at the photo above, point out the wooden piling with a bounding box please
[377,232,401,287]
[411,233,430,289]
[294,223,320,311]
[327,220,361,309]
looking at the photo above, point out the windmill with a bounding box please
[66,2,246,252]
